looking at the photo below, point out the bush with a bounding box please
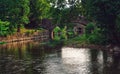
[66,23,75,38]
[87,28,107,44]
[61,26,67,40]
[85,22,95,37]
[53,26,61,40]
[0,20,10,36]
[53,26,68,40]
[73,34,87,43]
[25,30,34,36]
[67,29,74,38]
[85,23,107,45]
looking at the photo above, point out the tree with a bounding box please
[0,20,10,36]
[82,0,120,44]
[29,0,51,28]
[0,0,30,32]
[42,0,83,39]
[48,0,82,26]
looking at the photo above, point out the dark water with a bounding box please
[0,41,120,74]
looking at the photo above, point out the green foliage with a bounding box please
[48,0,83,25]
[85,22,95,37]
[0,0,30,32]
[66,34,88,46]
[66,23,75,38]
[0,20,10,36]
[68,31,74,36]
[87,28,107,45]
[68,22,107,45]
[85,0,120,23]
[29,0,51,23]
[74,35,87,43]
[85,23,107,45]
[25,30,34,36]
[82,0,120,43]
[0,0,84,36]
[53,26,61,32]
[53,26,61,40]
[53,26,67,40]
[61,26,67,40]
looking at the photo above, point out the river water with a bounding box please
[0,41,120,74]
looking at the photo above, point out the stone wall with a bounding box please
[0,30,49,43]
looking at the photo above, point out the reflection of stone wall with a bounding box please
[0,30,49,43]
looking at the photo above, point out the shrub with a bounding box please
[85,22,95,37]
[67,28,74,38]
[66,23,75,38]
[53,26,61,40]
[61,26,67,40]
[25,30,31,36]
[53,26,68,40]
[88,28,105,44]
[0,20,10,36]
[85,22,107,45]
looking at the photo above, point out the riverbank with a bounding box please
[66,42,105,50]
[0,30,49,44]
[64,37,105,49]
[65,37,120,56]
[65,36,120,51]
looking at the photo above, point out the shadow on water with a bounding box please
[109,50,120,74]
[0,41,63,74]
[89,49,120,74]
[0,41,120,74]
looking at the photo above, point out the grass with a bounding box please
[14,28,45,34]
[20,28,35,33]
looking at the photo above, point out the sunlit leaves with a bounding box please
[0,0,30,32]
[0,20,10,36]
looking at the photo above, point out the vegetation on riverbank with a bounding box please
[0,0,120,45]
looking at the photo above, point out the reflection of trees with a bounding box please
[89,49,101,74]
[102,49,120,74]
[90,49,99,62]
[102,50,110,74]
[102,50,108,64]
[0,41,63,74]
[112,52,120,68]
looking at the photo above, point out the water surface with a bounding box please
[0,41,120,74]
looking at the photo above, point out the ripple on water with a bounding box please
[0,42,120,74]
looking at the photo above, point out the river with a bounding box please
[0,41,120,74]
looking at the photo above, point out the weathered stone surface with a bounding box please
[0,31,49,43]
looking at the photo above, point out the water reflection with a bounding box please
[0,42,120,74]
[89,49,104,74]
[62,47,90,74]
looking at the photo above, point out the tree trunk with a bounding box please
[113,28,120,45]
[109,23,120,45]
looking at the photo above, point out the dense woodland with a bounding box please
[0,0,120,45]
